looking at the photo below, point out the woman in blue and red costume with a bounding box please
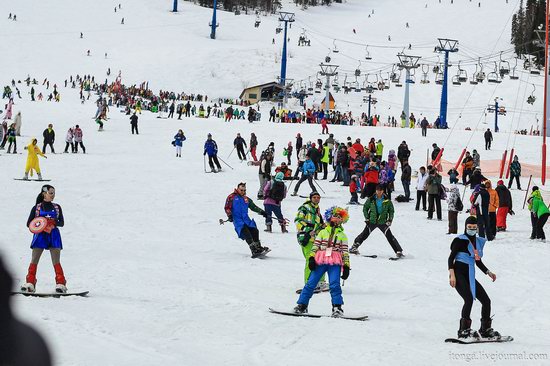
[21,184,68,293]
[448,216,500,340]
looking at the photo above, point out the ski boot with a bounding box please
[331,304,344,318]
[37,173,42,181]
[479,318,501,339]
[264,224,272,233]
[54,263,67,293]
[396,251,404,258]
[458,318,479,339]
[23,172,29,180]
[294,304,308,314]
[349,242,361,255]
[249,242,267,258]
[280,223,288,233]
[21,263,37,293]
[290,192,298,197]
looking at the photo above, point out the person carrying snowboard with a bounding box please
[21,185,68,293]
[350,184,404,258]
[204,133,222,172]
[224,182,269,257]
[262,172,288,233]
[23,138,47,181]
[294,206,350,317]
[448,216,500,340]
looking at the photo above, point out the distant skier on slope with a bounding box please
[204,133,222,173]
[224,182,270,258]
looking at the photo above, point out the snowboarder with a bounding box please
[294,206,350,317]
[42,124,55,153]
[448,216,500,340]
[21,184,68,293]
[263,172,288,233]
[233,133,247,161]
[23,139,46,180]
[350,184,404,258]
[130,113,139,134]
[204,133,222,172]
[224,182,269,257]
[173,129,186,157]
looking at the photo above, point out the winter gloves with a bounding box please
[260,210,268,218]
[297,231,311,246]
[308,257,317,271]
[341,265,350,280]
[227,215,233,222]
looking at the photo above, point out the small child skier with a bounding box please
[349,175,359,204]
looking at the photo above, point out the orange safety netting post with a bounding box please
[432,147,444,172]
[505,148,515,179]
[499,150,508,179]
[454,148,467,170]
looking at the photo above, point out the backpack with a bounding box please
[269,181,285,202]
[455,196,464,212]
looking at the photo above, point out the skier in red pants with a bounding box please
[495,180,514,231]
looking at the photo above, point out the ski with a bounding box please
[11,291,89,298]
[445,336,513,344]
[14,178,52,182]
[389,256,404,261]
[361,255,378,258]
[268,308,368,321]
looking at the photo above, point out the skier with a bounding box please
[249,133,258,161]
[415,166,428,211]
[130,113,139,134]
[21,185,68,293]
[291,153,317,196]
[484,128,493,150]
[472,149,480,169]
[350,184,404,258]
[64,127,75,153]
[204,133,222,173]
[42,124,55,153]
[448,216,500,340]
[73,125,85,153]
[173,129,186,157]
[262,172,288,233]
[224,182,269,257]
[5,123,17,153]
[294,206,350,317]
[507,155,521,190]
[257,150,273,199]
[527,186,549,241]
[23,139,46,181]
[495,180,513,232]
[420,117,429,137]
[233,133,247,161]
[465,167,487,190]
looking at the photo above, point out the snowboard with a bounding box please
[295,286,329,294]
[445,336,513,344]
[269,308,368,321]
[361,254,378,258]
[14,178,52,182]
[11,290,89,298]
[251,248,271,259]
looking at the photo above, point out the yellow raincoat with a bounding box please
[25,140,45,176]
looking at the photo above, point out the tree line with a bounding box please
[511,0,546,66]
[185,0,342,13]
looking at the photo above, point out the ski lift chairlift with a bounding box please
[452,75,462,86]
[457,62,468,83]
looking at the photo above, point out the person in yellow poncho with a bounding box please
[24,138,47,180]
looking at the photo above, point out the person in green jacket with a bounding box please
[375,139,384,161]
[320,142,330,180]
[527,186,550,241]
[295,192,328,290]
[350,184,404,257]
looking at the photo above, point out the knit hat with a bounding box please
[274,172,284,182]
[309,191,320,199]
[324,206,349,224]
[497,180,504,185]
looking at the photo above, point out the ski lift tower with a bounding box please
[319,63,339,113]
[487,97,505,132]
[435,38,459,129]
[397,53,421,122]
[279,12,295,86]
[209,0,219,39]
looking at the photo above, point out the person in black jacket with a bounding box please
[234,133,247,161]
[431,143,441,161]
[397,141,410,166]
[495,180,513,231]
[308,143,321,180]
[448,216,500,339]
[42,124,55,153]
[295,133,303,162]
[484,128,493,150]
[401,160,412,200]
[465,167,487,189]
[472,183,490,238]
[420,117,429,137]
[130,113,139,134]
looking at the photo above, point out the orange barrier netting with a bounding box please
[438,159,550,179]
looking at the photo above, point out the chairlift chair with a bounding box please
[452,75,461,86]
[509,58,519,80]
[487,72,499,83]
[332,40,339,53]
[421,64,430,84]
[365,46,372,60]
[527,84,537,105]
[435,71,444,85]
[457,62,468,83]
[499,52,510,76]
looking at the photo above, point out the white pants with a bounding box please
[176,146,182,155]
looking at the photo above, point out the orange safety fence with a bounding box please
[438,159,550,179]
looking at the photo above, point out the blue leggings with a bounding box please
[297,264,343,306]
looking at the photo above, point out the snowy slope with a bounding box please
[1,1,550,365]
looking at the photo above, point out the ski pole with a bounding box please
[227,147,235,159]
[523,175,533,209]
[218,156,234,170]
[461,185,468,202]
[203,155,207,173]
[313,178,326,194]
[287,178,295,192]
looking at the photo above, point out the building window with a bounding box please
[249,93,257,99]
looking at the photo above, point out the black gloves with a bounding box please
[228,215,233,222]
[260,210,268,218]
[297,232,311,247]
[308,257,317,271]
[341,265,350,280]
[509,210,515,215]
